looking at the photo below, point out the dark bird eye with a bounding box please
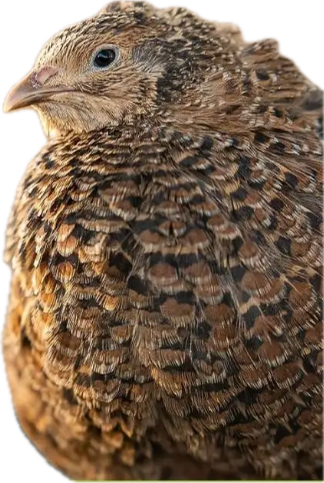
[93,49,117,69]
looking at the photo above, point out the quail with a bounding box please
[3,1,323,480]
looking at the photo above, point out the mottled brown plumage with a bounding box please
[3,2,323,480]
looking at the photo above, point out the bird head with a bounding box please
[4,1,238,137]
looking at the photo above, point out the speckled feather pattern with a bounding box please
[3,2,323,480]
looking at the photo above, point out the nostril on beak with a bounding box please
[32,66,60,86]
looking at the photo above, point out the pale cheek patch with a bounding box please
[36,109,54,139]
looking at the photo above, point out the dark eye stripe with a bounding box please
[93,49,116,68]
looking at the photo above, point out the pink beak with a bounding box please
[4,66,68,112]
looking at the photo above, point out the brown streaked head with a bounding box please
[3,1,230,137]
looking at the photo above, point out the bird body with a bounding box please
[3,2,323,480]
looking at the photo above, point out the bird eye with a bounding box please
[93,48,117,69]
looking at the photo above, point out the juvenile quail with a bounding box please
[3,1,323,480]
